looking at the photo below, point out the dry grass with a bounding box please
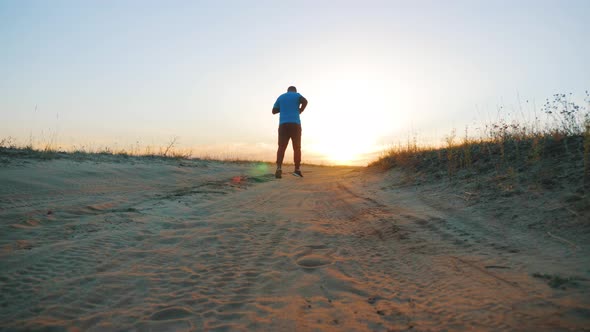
[369,92,590,239]
[373,93,589,170]
[0,136,196,162]
[371,92,590,199]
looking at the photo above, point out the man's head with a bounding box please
[287,86,297,92]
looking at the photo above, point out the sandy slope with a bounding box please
[0,158,588,331]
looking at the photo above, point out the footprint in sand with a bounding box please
[294,245,333,269]
[149,306,193,321]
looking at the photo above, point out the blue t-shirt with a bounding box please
[274,92,303,125]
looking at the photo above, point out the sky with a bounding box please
[1,0,588,165]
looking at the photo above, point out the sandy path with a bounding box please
[1,160,588,331]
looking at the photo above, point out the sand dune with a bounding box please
[1,157,589,331]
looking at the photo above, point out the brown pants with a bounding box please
[276,123,302,169]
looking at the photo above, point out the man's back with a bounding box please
[274,91,303,125]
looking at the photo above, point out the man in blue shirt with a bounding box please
[272,86,308,178]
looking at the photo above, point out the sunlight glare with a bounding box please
[305,74,404,165]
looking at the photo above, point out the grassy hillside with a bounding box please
[371,93,590,237]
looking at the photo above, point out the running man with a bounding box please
[272,86,308,178]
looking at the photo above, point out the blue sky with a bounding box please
[1,0,588,164]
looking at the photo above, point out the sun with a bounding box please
[310,132,373,165]
[306,107,381,165]
[326,147,360,165]
[303,77,397,165]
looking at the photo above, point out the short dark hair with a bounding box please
[287,86,297,92]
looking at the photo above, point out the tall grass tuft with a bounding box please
[584,118,590,189]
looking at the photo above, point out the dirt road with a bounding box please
[1,160,588,331]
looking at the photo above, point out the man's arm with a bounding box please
[272,98,280,114]
[299,96,308,114]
